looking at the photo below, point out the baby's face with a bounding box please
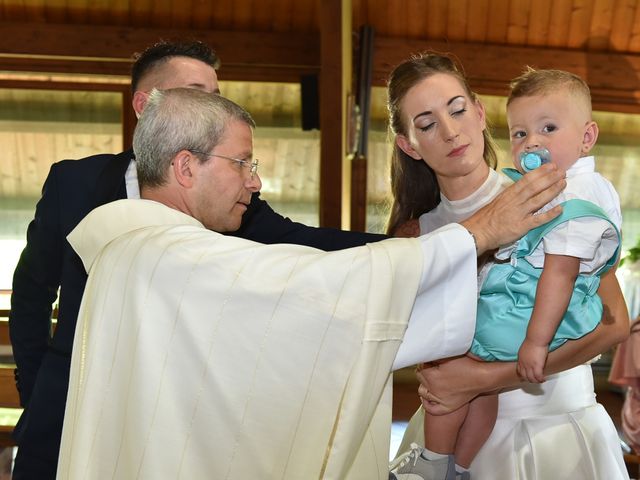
[507,91,591,173]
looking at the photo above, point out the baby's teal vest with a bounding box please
[470,169,621,361]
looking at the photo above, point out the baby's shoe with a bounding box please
[389,443,457,480]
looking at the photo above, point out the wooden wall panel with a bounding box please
[567,0,595,49]
[547,0,573,46]
[466,0,490,42]
[405,0,428,39]
[129,0,151,26]
[506,0,530,44]
[486,0,509,43]
[190,1,214,29]
[272,0,294,31]
[527,0,552,45]
[630,5,640,51]
[425,0,447,39]
[292,0,317,31]
[231,0,252,29]
[446,0,469,41]
[610,0,637,51]
[588,0,614,50]
[109,0,132,26]
[169,0,192,28]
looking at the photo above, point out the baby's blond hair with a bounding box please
[507,67,592,119]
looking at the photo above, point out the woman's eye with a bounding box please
[419,122,435,132]
[451,108,467,116]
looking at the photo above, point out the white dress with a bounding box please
[412,166,629,480]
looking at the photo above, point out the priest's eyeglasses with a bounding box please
[189,150,259,179]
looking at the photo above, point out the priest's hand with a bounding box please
[461,163,566,255]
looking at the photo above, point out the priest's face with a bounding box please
[191,120,261,231]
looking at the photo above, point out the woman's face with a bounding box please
[396,73,488,183]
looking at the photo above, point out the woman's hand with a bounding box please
[416,356,510,415]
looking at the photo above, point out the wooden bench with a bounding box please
[0,308,59,447]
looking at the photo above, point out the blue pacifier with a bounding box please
[519,148,551,172]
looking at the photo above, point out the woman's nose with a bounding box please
[441,118,459,142]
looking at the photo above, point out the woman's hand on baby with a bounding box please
[516,339,548,383]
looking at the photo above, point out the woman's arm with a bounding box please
[418,268,630,414]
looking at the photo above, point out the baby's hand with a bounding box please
[516,338,548,383]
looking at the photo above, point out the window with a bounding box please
[0,88,123,307]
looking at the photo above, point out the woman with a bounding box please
[387,53,630,479]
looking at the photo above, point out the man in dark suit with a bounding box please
[9,40,385,479]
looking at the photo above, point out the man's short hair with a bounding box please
[131,41,221,93]
[507,67,592,114]
[133,88,255,188]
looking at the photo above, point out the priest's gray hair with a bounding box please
[133,88,255,187]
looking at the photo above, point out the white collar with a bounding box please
[565,156,595,177]
[67,199,203,273]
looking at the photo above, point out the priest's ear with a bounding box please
[172,150,195,188]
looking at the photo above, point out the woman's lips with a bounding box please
[448,144,469,157]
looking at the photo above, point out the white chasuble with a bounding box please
[58,199,475,480]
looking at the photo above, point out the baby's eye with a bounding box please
[542,124,557,133]
[511,130,526,139]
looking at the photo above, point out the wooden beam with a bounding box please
[350,25,375,233]
[0,56,317,83]
[372,37,640,113]
[318,0,351,229]
[2,22,639,112]
[0,22,320,82]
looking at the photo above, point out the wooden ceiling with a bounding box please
[1,0,639,111]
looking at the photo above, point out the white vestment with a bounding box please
[58,199,477,480]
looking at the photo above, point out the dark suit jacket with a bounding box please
[9,149,386,464]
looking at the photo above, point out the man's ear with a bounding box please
[396,134,422,160]
[172,151,195,188]
[132,91,150,117]
[581,121,599,155]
